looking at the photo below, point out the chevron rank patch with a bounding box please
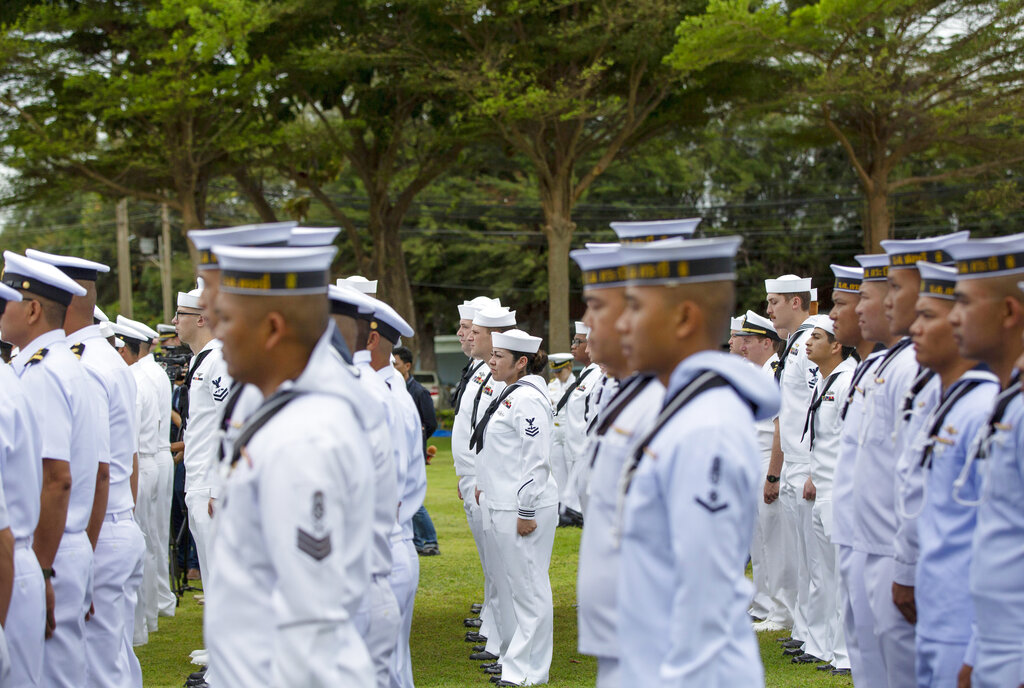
[70,342,86,359]
[296,528,332,561]
[524,418,539,437]
[694,456,729,514]
[25,348,49,367]
[211,376,229,402]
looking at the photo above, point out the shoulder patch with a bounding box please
[694,456,729,514]
[70,342,86,359]
[25,348,49,367]
[524,417,539,437]
[770,360,779,373]
[296,528,332,561]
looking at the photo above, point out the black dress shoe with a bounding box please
[489,677,501,685]
[775,636,793,643]
[480,662,500,670]
[470,651,499,661]
[470,603,483,613]
[465,632,488,642]
[464,618,483,628]
[781,639,804,649]
[482,664,502,675]
[831,668,852,676]
[473,644,486,652]
[793,653,824,664]
[782,647,803,656]
[188,670,207,680]
[816,663,835,671]
[496,681,523,687]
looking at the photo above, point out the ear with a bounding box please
[366,330,381,351]
[1003,296,1024,331]
[263,311,287,351]
[830,339,843,356]
[25,299,42,326]
[672,298,703,342]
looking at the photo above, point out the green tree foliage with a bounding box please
[669,0,1024,251]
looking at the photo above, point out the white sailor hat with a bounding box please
[473,306,516,328]
[810,287,818,302]
[0,283,22,304]
[736,310,780,340]
[99,321,113,338]
[94,305,110,322]
[25,249,111,281]
[765,274,812,294]
[188,221,297,270]
[575,320,590,336]
[492,328,542,354]
[618,236,742,286]
[176,287,203,310]
[116,314,160,341]
[549,352,573,369]
[570,245,630,289]
[856,254,890,282]
[458,296,502,321]
[288,227,341,247]
[2,252,87,306]
[338,276,377,295]
[583,242,621,250]
[213,245,336,295]
[881,231,970,270]
[948,233,1024,280]
[730,316,744,332]
[370,300,414,345]
[917,261,957,299]
[610,218,701,244]
[327,283,376,318]
[806,314,835,336]
[114,337,125,349]
[111,321,150,343]
[830,264,863,293]
[156,324,176,335]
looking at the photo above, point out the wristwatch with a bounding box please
[766,475,780,483]
[41,567,55,580]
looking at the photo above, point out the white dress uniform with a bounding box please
[73,325,146,688]
[476,372,558,686]
[11,328,100,688]
[803,355,856,667]
[748,353,790,627]
[773,321,817,644]
[560,362,599,514]
[0,481,13,686]
[854,338,918,686]
[617,351,779,687]
[183,338,232,583]
[967,376,1024,688]
[546,372,575,505]
[908,370,997,687]
[0,360,44,687]
[577,374,664,687]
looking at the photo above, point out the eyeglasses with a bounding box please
[174,311,201,319]
[570,338,586,348]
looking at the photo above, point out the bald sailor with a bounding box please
[204,244,374,686]
[26,249,147,688]
[615,236,779,685]
[0,282,44,687]
[1,252,99,688]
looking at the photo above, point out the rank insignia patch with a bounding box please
[695,456,729,514]
[297,528,332,561]
[524,418,539,437]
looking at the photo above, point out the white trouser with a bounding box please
[133,454,159,645]
[354,575,401,688]
[42,530,94,688]
[459,475,495,640]
[749,455,791,626]
[972,637,1023,688]
[185,488,214,584]
[573,453,592,516]
[559,448,582,514]
[780,461,811,641]
[916,636,968,688]
[863,552,916,687]
[596,656,620,688]
[804,498,847,666]
[153,451,176,616]
[490,506,557,686]
[8,540,45,687]
[480,495,515,658]
[85,509,146,688]
[838,545,888,687]
[549,430,569,498]
[388,537,419,688]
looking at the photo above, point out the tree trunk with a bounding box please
[543,213,575,355]
[864,178,891,253]
[416,317,437,372]
[233,168,278,222]
[372,210,419,355]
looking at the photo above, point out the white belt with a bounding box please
[14,536,32,550]
[104,508,135,523]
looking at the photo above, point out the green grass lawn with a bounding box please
[137,438,853,687]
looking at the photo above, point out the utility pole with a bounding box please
[160,203,173,322]
[116,198,132,317]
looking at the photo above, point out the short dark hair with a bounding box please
[791,292,812,312]
[510,348,548,376]
[393,346,413,366]
[123,338,141,356]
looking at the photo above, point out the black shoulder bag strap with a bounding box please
[455,360,486,414]
[178,348,212,440]
[469,371,493,433]
[229,389,307,466]
[973,371,1022,462]
[555,366,595,415]
[588,375,655,468]
[919,378,987,468]
[217,382,245,462]
[801,369,844,449]
[840,353,882,421]
[469,382,523,454]
[901,367,938,424]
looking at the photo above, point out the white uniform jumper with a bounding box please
[14,330,100,688]
[577,375,664,686]
[968,375,1024,688]
[205,339,376,687]
[75,325,146,688]
[476,374,558,686]
[910,370,997,687]
[0,362,44,687]
[854,338,918,686]
[617,352,779,687]
[546,372,575,504]
[774,323,817,644]
[748,354,790,627]
[803,356,856,667]
[559,363,599,514]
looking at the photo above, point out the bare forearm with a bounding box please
[34,482,70,568]
[86,463,110,549]
[768,419,785,475]
[0,528,14,626]
[130,453,139,504]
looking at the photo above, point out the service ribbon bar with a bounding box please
[863,265,888,281]
[833,278,862,292]
[220,269,327,292]
[920,279,956,299]
[957,253,1024,276]
[890,250,952,268]
[622,256,735,284]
